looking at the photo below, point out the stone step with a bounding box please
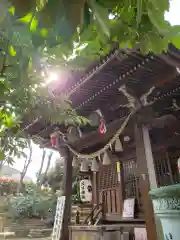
[28,228,52,238]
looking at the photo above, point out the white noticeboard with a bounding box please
[134,228,147,240]
[122,198,135,218]
[52,196,66,240]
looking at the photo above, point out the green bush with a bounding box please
[7,190,57,219]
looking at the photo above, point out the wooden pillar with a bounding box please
[134,123,157,240]
[92,172,98,205]
[119,161,125,215]
[60,147,73,240]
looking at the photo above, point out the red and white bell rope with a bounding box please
[96,109,107,136]
[98,119,107,135]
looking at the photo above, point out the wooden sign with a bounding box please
[122,198,135,218]
[134,228,147,240]
[52,196,66,240]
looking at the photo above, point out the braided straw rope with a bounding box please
[65,111,134,159]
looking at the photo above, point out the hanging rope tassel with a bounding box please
[91,158,99,172]
[80,159,89,172]
[72,156,79,168]
[115,138,123,152]
[102,151,111,165]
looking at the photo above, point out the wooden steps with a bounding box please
[28,228,52,238]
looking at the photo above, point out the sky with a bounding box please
[12,0,180,181]
[165,0,180,25]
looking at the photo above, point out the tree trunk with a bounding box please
[37,149,46,187]
[0,161,4,173]
[17,174,24,194]
[17,140,33,193]
[39,151,53,187]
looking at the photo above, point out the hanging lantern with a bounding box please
[91,158,99,172]
[102,151,111,165]
[80,159,89,172]
[177,157,180,174]
[50,132,59,148]
[72,156,79,168]
[115,138,123,152]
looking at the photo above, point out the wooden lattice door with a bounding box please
[98,163,121,215]
[154,149,180,187]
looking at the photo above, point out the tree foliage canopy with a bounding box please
[2,0,180,68]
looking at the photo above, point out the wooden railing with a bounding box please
[82,204,103,225]
[71,205,92,225]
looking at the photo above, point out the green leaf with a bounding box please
[8,7,15,15]
[0,151,5,161]
[171,35,180,49]
[18,13,33,23]
[164,25,180,39]
[140,34,150,54]
[148,0,169,12]
[147,5,170,34]
[149,34,167,53]
[136,0,143,26]
[40,28,48,37]
[9,45,16,56]
[89,0,110,37]
[30,18,39,32]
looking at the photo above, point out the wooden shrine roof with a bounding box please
[21,44,180,144]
